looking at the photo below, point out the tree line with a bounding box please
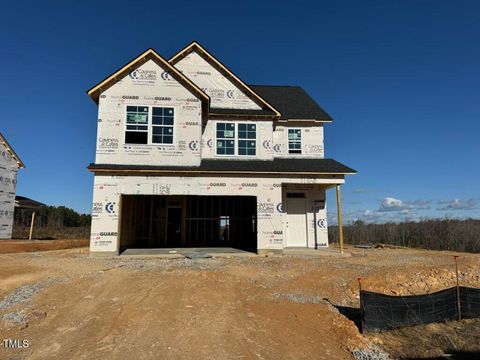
[13,205,91,239]
[328,218,480,253]
[15,205,91,227]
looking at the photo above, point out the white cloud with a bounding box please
[437,198,477,211]
[409,200,431,209]
[328,196,432,225]
[379,197,431,212]
[379,197,411,212]
[328,208,413,225]
[327,197,478,225]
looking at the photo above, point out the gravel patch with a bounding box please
[0,283,44,310]
[0,276,67,311]
[0,311,27,324]
[99,257,227,272]
[0,276,67,326]
[352,344,390,360]
[273,292,326,304]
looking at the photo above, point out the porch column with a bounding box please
[336,185,344,253]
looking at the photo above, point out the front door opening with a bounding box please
[285,192,307,247]
[120,195,257,251]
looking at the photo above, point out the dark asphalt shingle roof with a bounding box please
[89,158,356,174]
[250,85,333,121]
[208,85,333,121]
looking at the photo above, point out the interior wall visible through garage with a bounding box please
[119,195,257,250]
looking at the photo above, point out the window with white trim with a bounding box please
[152,107,174,144]
[126,106,149,144]
[216,123,235,155]
[216,122,256,156]
[288,128,302,154]
[125,106,175,145]
[238,123,256,156]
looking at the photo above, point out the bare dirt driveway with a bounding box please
[1,246,479,359]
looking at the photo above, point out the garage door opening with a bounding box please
[119,195,257,252]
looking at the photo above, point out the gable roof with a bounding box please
[169,41,281,118]
[250,85,333,122]
[87,48,210,106]
[15,196,45,209]
[0,132,25,168]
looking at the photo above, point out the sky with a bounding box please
[1,0,479,223]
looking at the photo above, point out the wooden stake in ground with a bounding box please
[453,255,461,320]
[29,211,36,240]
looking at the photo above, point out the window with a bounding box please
[288,128,302,154]
[152,107,174,144]
[125,106,175,145]
[216,123,235,155]
[216,122,256,156]
[125,106,149,144]
[238,123,256,156]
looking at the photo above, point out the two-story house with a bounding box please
[87,42,355,256]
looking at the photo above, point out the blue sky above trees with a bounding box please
[1,0,479,223]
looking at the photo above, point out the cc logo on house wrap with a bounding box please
[161,71,170,80]
[226,90,235,99]
[105,202,115,214]
[207,139,213,148]
[129,69,139,79]
[317,219,327,228]
[189,140,199,151]
[276,203,284,213]
[273,144,282,153]
[262,140,272,150]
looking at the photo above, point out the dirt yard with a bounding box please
[0,239,88,254]
[1,246,479,359]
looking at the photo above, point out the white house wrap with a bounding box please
[0,133,24,239]
[87,42,355,255]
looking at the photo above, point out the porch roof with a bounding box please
[88,158,356,175]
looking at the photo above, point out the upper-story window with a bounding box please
[126,106,149,144]
[288,128,302,154]
[152,107,174,144]
[216,123,235,155]
[238,123,256,156]
[125,106,175,145]
[216,122,256,156]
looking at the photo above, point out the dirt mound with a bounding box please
[370,319,480,359]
